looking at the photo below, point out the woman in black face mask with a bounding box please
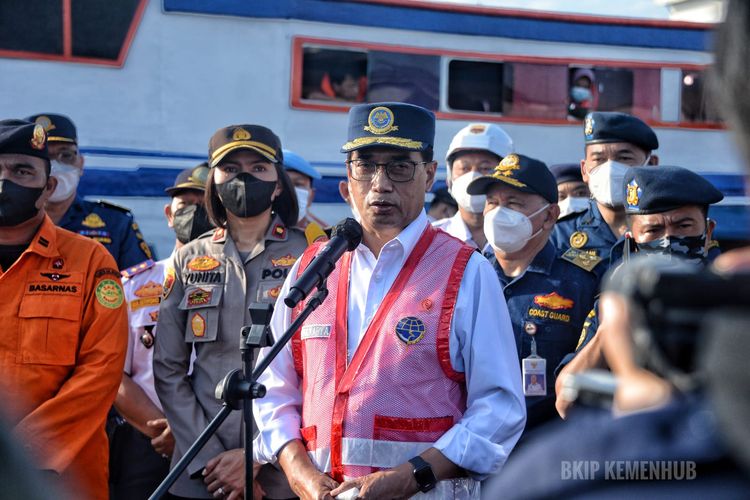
[153,125,306,500]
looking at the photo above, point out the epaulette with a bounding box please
[708,239,720,250]
[121,259,156,279]
[95,200,133,214]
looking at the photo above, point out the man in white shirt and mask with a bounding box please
[433,123,513,254]
[550,112,659,283]
[254,102,525,499]
[282,149,328,243]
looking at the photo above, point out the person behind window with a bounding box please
[568,69,597,120]
[307,62,366,102]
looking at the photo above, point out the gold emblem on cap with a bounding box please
[30,124,46,150]
[364,106,398,135]
[469,124,486,134]
[232,127,251,141]
[626,180,640,207]
[584,115,594,136]
[496,154,521,176]
[34,115,56,132]
[570,231,588,249]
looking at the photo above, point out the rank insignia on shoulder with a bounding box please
[82,213,106,228]
[272,223,287,240]
[395,316,426,345]
[121,259,155,279]
[212,228,226,242]
[569,231,588,249]
[562,248,602,272]
[162,267,176,299]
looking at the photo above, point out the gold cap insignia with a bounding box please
[626,180,640,208]
[34,115,56,132]
[469,124,486,134]
[232,127,251,141]
[30,124,46,150]
[570,231,588,249]
[584,115,594,137]
[496,154,521,177]
[364,106,398,135]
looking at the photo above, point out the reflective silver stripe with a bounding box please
[341,437,432,468]
[341,475,480,499]
[308,447,331,472]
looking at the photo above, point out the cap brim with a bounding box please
[210,142,278,167]
[467,175,535,196]
[340,136,426,153]
[165,183,205,195]
[46,136,76,143]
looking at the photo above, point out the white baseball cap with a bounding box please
[445,123,514,183]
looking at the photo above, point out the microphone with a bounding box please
[284,218,363,308]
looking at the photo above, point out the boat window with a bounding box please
[681,70,722,123]
[447,60,506,113]
[301,47,368,103]
[366,51,440,110]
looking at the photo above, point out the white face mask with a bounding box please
[557,196,589,219]
[49,160,81,203]
[450,171,486,214]
[294,186,310,222]
[587,160,630,208]
[484,203,549,254]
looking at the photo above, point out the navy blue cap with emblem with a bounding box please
[0,119,48,160]
[549,163,583,185]
[25,113,77,144]
[341,102,435,153]
[623,165,723,215]
[467,153,558,203]
[583,112,658,152]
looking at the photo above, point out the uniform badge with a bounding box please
[232,127,251,141]
[569,231,588,249]
[272,224,287,239]
[52,258,64,269]
[187,287,212,307]
[187,256,221,271]
[96,279,124,309]
[131,280,163,311]
[420,298,433,311]
[395,316,426,345]
[30,124,46,150]
[140,331,155,348]
[584,114,595,138]
[533,292,574,310]
[524,322,537,335]
[191,313,206,337]
[271,254,296,267]
[469,124,486,134]
[82,213,106,228]
[364,106,398,135]
[626,179,641,209]
[561,248,602,272]
[162,267,176,299]
[496,154,521,176]
[212,228,226,242]
[149,310,159,322]
[40,272,69,282]
[301,324,332,340]
[139,241,153,259]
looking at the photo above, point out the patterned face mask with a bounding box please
[636,233,708,263]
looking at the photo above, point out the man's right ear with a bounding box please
[164,204,174,228]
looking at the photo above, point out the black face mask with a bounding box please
[172,204,214,244]
[0,180,44,227]
[216,172,276,218]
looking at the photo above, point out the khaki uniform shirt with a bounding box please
[154,217,307,498]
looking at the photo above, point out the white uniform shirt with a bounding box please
[433,211,492,254]
[253,211,526,478]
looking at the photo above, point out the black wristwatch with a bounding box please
[408,456,437,493]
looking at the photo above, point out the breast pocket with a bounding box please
[17,293,82,365]
[179,284,223,343]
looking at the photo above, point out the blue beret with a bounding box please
[623,166,723,215]
[466,153,558,203]
[0,119,48,160]
[282,149,321,181]
[584,112,658,152]
[549,163,583,184]
[25,113,77,143]
[341,102,434,153]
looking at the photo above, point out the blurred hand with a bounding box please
[146,419,175,457]
[203,449,249,500]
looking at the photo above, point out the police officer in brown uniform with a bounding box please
[154,125,307,499]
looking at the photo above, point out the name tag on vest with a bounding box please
[301,324,332,340]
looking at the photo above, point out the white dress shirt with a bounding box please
[433,211,492,254]
[253,210,526,478]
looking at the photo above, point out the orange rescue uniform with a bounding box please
[0,215,128,499]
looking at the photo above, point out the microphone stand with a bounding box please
[149,280,329,500]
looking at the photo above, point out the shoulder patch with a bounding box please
[96,200,133,214]
[121,259,156,279]
[561,248,602,272]
[162,267,176,299]
[96,279,125,309]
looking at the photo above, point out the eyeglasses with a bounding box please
[346,159,428,183]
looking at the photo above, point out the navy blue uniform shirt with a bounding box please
[489,241,598,429]
[59,196,151,270]
[551,199,619,284]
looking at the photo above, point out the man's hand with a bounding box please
[146,419,175,457]
[278,440,339,500]
[330,465,418,500]
[203,449,247,499]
